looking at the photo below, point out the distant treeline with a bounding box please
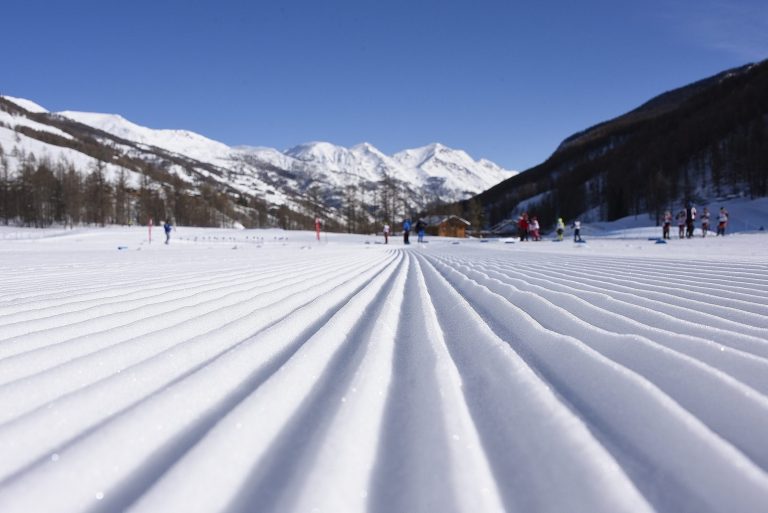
[0,147,271,228]
[0,146,431,233]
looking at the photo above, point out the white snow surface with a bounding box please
[0,207,767,513]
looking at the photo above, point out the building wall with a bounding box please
[438,222,466,238]
[425,217,470,238]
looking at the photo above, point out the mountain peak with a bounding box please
[284,141,347,162]
[351,141,378,152]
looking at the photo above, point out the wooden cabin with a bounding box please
[423,215,471,238]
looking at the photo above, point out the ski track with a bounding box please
[1,241,767,513]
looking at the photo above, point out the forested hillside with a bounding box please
[476,60,768,231]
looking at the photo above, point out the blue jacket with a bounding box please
[403,220,412,231]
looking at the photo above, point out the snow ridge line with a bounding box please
[0,255,364,343]
[364,252,505,513]
[556,260,768,318]
[530,253,768,284]
[0,259,304,322]
[422,253,768,513]
[0,252,401,511]
[0,252,395,427]
[441,257,768,471]
[503,255,768,329]
[569,260,768,301]
[575,256,768,283]
[454,254,768,342]
[458,258,768,394]
[0,252,376,365]
[412,252,654,513]
[0,260,263,310]
[127,251,408,513]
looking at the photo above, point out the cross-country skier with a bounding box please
[164,221,172,245]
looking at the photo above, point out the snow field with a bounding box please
[0,228,767,513]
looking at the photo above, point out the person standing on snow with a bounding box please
[556,217,565,241]
[700,208,711,237]
[529,216,541,241]
[677,209,686,239]
[403,218,412,245]
[685,203,697,239]
[164,220,172,245]
[517,213,529,241]
[415,219,426,243]
[717,207,729,236]
[662,210,672,239]
[572,219,583,242]
[383,223,390,244]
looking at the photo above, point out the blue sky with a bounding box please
[3,0,767,170]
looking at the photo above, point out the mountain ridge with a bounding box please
[0,95,515,230]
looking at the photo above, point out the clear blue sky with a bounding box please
[3,0,767,170]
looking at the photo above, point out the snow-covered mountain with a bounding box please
[0,95,515,227]
[242,140,512,196]
[55,109,513,198]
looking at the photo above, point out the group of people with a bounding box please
[662,205,729,239]
[385,205,732,246]
[380,219,425,245]
[516,213,542,241]
[148,218,173,244]
[519,213,582,242]
[399,218,427,244]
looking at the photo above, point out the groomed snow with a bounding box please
[0,221,767,513]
